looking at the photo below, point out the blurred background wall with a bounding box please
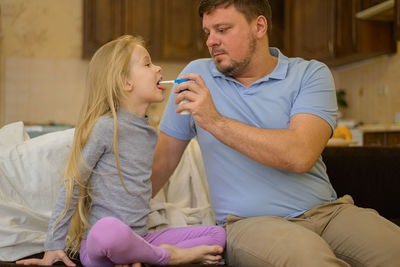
[332,45,400,124]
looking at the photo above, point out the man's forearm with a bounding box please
[151,132,189,197]
[205,113,332,173]
[151,159,173,197]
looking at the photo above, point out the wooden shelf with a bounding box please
[356,0,395,21]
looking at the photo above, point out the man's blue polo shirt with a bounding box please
[159,48,338,224]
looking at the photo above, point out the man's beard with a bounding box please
[213,32,257,77]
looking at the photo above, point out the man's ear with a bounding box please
[255,15,268,38]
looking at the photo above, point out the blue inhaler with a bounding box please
[159,79,191,115]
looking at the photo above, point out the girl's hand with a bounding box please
[15,250,76,266]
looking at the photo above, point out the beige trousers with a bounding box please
[224,195,400,267]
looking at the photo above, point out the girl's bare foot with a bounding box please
[159,244,223,265]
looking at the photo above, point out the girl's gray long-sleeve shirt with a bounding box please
[45,109,157,251]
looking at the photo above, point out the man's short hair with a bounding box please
[198,0,272,38]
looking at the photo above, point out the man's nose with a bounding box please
[206,32,219,48]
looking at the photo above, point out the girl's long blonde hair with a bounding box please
[53,35,145,257]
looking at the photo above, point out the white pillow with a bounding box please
[0,124,74,215]
[0,121,30,148]
[0,122,74,260]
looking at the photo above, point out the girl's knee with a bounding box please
[88,217,130,247]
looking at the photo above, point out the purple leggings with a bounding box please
[79,217,226,267]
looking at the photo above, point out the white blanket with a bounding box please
[0,122,213,261]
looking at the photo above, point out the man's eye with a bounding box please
[218,28,227,33]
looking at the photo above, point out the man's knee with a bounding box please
[225,216,347,267]
[323,205,400,267]
[225,216,293,266]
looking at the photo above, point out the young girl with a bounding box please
[16,35,225,267]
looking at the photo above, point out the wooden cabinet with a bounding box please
[269,0,285,51]
[83,0,208,61]
[284,0,399,67]
[284,0,335,61]
[83,0,286,61]
[84,0,127,58]
[363,131,400,146]
[83,0,398,66]
[152,0,209,61]
[285,0,360,64]
[397,0,400,40]
[357,0,397,54]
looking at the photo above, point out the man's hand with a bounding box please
[174,73,222,131]
[16,250,76,266]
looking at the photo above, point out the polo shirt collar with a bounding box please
[210,47,289,83]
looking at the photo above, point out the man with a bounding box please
[152,0,400,266]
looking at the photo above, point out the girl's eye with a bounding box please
[146,63,151,67]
